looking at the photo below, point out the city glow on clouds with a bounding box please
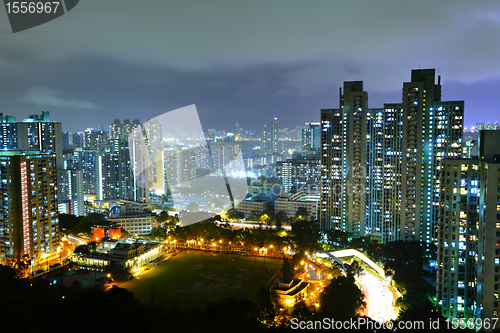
[1,1,499,131]
[23,87,97,109]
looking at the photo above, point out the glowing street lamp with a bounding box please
[42,253,49,272]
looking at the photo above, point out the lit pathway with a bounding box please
[316,249,400,323]
[357,268,399,322]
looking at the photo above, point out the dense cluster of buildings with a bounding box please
[320,69,464,245]
[2,66,500,326]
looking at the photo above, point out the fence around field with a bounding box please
[173,241,292,259]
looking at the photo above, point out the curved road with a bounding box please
[316,250,400,323]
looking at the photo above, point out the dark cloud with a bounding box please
[0,1,499,131]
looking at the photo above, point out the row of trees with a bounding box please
[164,217,321,256]
[59,213,106,237]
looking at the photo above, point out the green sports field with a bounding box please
[123,250,283,310]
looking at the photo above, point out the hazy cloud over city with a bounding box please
[1,0,499,131]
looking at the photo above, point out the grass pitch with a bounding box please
[124,250,282,310]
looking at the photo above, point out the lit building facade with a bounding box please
[365,105,403,242]
[319,81,368,235]
[437,131,500,325]
[276,156,320,194]
[320,109,343,231]
[260,124,268,153]
[400,70,464,244]
[0,151,59,265]
[275,190,319,220]
[271,117,279,153]
[320,69,464,245]
[301,122,321,154]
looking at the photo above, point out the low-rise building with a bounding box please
[274,190,319,220]
[91,221,122,242]
[108,214,153,236]
[237,199,269,219]
[72,253,110,267]
[109,241,162,268]
[71,240,163,268]
[271,277,310,308]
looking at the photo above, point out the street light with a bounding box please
[42,253,49,273]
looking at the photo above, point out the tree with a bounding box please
[320,275,365,320]
[294,207,309,221]
[155,210,171,223]
[274,211,288,230]
[226,208,244,220]
[150,226,167,240]
[291,219,321,253]
[87,241,98,252]
[256,286,277,325]
[281,258,295,278]
[121,227,130,237]
[74,245,89,255]
[58,213,80,234]
[347,260,363,278]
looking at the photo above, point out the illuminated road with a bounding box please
[31,235,81,274]
[215,220,292,230]
[66,235,87,247]
[317,249,401,323]
[357,269,399,322]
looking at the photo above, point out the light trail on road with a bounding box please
[357,270,399,322]
[66,235,87,246]
[316,249,400,323]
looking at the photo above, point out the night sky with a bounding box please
[1,1,499,133]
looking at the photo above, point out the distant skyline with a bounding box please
[1,1,500,132]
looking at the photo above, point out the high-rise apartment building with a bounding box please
[110,119,123,139]
[16,112,63,170]
[260,124,268,153]
[365,105,403,242]
[319,81,368,235]
[160,146,196,191]
[84,129,108,150]
[62,131,72,149]
[0,113,17,150]
[58,168,84,216]
[0,151,59,266]
[208,142,241,173]
[144,119,163,148]
[277,156,320,194]
[271,118,279,153]
[320,109,343,231]
[400,70,464,244]
[72,132,84,148]
[320,69,464,244]
[301,122,321,154]
[110,136,134,200]
[437,130,500,324]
